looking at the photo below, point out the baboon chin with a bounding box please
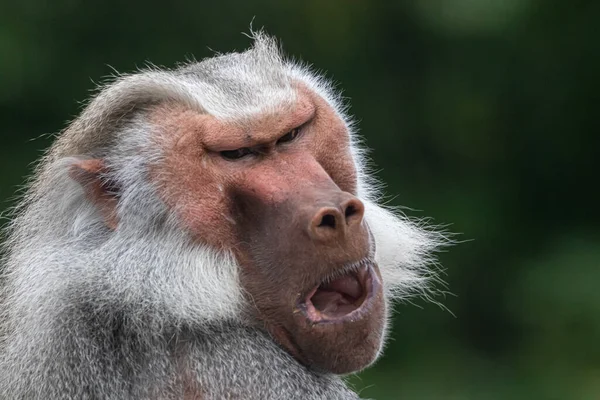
[0,32,446,399]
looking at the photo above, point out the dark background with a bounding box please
[1,1,599,399]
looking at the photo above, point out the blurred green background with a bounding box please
[1,1,598,399]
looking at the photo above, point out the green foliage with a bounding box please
[1,1,598,398]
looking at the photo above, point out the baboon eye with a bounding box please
[220,147,254,160]
[277,127,301,145]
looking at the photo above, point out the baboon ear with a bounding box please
[69,159,119,230]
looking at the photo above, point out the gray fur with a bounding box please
[0,32,444,399]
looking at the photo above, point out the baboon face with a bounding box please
[153,85,386,374]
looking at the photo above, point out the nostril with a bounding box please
[318,213,337,229]
[309,199,362,240]
[345,204,357,219]
[343,198,365,226]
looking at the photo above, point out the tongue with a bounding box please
[311,291,358,316]
[321,274,362,299]
[310,274,363,316]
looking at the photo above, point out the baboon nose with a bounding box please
[309,196,365,242]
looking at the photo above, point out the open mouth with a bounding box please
[298,260,376,323]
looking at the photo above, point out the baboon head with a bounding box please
[4,33,444,378]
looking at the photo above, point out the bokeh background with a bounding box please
[1,1,598,399]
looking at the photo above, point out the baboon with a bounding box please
[0,33,445,399]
